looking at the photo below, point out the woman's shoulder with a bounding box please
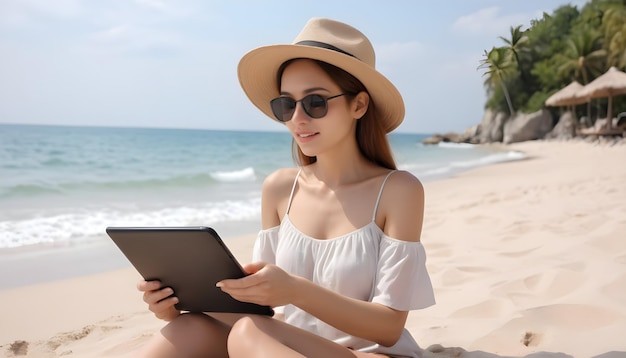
[378,170,425,242]
[383,170,424,213]
[262,167,301,195]
[386,170,424,194]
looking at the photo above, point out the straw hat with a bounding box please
[237,18,405,133]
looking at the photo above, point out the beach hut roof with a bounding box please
[579,67,626,98]
[545,81,588,107]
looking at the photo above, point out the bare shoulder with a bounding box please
[385,170,424,198]
[261,167,301,228]
[378,170,425,242]
[383,170,425,218]
[262,167,301,196]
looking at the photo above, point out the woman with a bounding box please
[137,18,435,357]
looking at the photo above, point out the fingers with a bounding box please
[137,280,181,321]
[242,261,266,274]
[217,271,263,289]
[137,279,162,292]
[143,286,175,305]
[219,282,268,306]
[148,294,180,320]
[216,264,292,307]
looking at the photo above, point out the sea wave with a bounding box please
[402,150,526,179]
[450,150,526,168]
[0,168,259,199]
[210,167,256,182]
[437,142,476,149]
[0,197,262,249]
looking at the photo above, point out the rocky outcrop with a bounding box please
[477,109,506,143]
[421,108,623,146]
[545,111,577,140]
[503,109,553,144]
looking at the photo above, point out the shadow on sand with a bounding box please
[423,344,626,358]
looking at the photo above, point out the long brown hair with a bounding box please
[277,59,397,170]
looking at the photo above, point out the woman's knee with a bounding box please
[228,315,260,340]
[163,312,217,334]
[227,316,268,354]
[158,313,229,356]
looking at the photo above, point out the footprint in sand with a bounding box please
[7,340,28,356]
[521,331,542,347]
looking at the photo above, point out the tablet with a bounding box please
[106,226,273,316]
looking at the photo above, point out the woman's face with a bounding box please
[279,59,358,158]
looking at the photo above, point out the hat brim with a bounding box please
[238,44,405,133]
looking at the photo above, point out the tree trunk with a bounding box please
[500,82,515,115]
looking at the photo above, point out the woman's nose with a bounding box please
[290,102,310,124]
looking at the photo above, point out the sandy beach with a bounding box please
[1,139,625,358]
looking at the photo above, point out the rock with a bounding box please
[503,109,553,144]
[422,134,443,145]
[476,109,506,143]
[421,132,469,145]
[546,110,576,140]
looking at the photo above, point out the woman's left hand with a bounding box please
[216,262,297,307]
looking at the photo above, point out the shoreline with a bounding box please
[1,139,625,357]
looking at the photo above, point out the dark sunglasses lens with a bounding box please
[302,95,328,118]
[270,97,296,122]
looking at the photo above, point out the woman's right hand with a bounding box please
[137,280,181,321]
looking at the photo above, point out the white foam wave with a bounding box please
[437,142,475,149]
[0,198,261,249]
[404,151,526,179]
[450,150,525,168]
[210,167,256,182]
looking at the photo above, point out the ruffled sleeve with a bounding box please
[252,226,280,263]
[371,235,435,310]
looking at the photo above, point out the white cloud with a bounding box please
[451,6,540,38]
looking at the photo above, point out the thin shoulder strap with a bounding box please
[285,168,302,216]
[372,170,397,222]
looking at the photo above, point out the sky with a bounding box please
[0,0,587,134]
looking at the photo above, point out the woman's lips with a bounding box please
[295,131,319,143]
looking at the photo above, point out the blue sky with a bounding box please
[0,0,586,134]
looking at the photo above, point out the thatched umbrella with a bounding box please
[545,81,588,107]
[579,66,626,130]
[546,81,590,128]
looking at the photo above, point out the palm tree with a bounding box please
[555,26,606,124]
[601,4,626,68]
[499,25,530,80]
[478,47,516,115]
[556,27,606,85]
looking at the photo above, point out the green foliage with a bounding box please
[479,0,626,119]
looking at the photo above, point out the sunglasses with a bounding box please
[270,93,346,122]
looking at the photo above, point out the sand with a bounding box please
[1,140,625,358]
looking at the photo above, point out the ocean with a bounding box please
[0,124,524,287]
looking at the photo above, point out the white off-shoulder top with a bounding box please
[253,170,435,357]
